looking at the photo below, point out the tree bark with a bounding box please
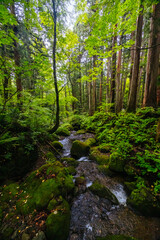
[11,4,23,101]
[50,0,59,133]
[127,4,144,112]
[115,36,122,113]
[143,3,160,108]
[110,28,117,112]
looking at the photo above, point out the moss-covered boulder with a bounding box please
[98,144,111,153]
[46,151,56,161]
[98,165,114,177]
[61,157,78,167]
[56,127,70,136]
[96,235,138,240]
[66,166,76,175]
[127,187,160,217]
[109,152,125,173]
[16,162,75,214]
[84,138,96,147]
[34,179,60,210]
[89,180,118,205]
[71,140,90,158]
[90,147,110,165]
[75,176,86,185]
[46,199,70,240]
[52,141,63,150]
[76,129,86,134]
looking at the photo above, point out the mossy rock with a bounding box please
[89,180,118,205]
[75,176,86,185]
[56,172,75,196]
[1,182,19,202]
[46,152,56,161]
[52,141,63,150]
[127,187,160,217]
[109,152,125,173]
[76,129,86,134]
[34,179,60,210]
[98,165,114,177]
[96,235,138,240]
[61,157,78,167]
[46,199,70,240]
[90,147,110,165]
[98,144,111,153]
[84,138,96,147]
[66,166,76,175]
[71,140,90,158]
[47,198,58,211]
[56,127,70,136]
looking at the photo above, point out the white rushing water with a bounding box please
[77,156,90,162]
[59,138,71,157]
[110,184,127,206]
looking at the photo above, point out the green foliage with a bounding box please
[83,108,160,195]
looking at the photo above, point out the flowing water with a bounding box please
[60,132,160,240]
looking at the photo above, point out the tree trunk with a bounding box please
[110,28,117,112]
[129,31,135,91]
[11,4,23,101]
[99,59,103,107]
[115,36,122,113]
[50,0,59,133]
[127,4,144,112]
[92,55,97,114]
[143,3,160,108]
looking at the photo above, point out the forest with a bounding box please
[0,0,160,239]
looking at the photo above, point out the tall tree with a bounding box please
[50,0,59,133]
[127,2,144,112]
[143,3,160,108]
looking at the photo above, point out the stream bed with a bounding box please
[60,132,160,240]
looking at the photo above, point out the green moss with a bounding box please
[84,138,96,147]
[98,165,114,177]
[46,199,70,240]
[127,187,160,216]
[52,141,63,150]
[47,198,58,211]
[34,179,60,210]
[56,127,70,136]
[76,129,86,134]
[46,152,56,161]
[66,166,76,175]
[75,176,85,185]
[61,157,78,167]
[90,147,110,165]
[109,152,125,173]
[96,235,138,240]
[89,180,118,205]
[71,140,90,158]
[1,183,19,202]
[98,144,111,153]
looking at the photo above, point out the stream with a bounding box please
[60,132,160,240]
